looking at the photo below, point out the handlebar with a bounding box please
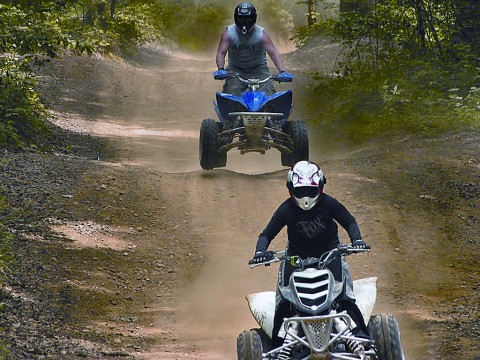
[214,72,292,84]
[248,245,370,269]
[248,250,283,266]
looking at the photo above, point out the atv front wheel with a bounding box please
[368,314,405,360]
[252,328,271,353]
[237,329,263,360]
[281,120,309,166]
[199,118,226,170]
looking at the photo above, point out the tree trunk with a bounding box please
[413,0,427,52]
[110,0,116,18]
[308,0,317,26]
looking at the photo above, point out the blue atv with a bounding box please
[199,73,309,170]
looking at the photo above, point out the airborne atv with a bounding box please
[199,73,309,170]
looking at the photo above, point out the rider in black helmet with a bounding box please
[213,3,294,144]
[213,2,293,96]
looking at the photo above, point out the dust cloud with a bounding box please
[166,169,289,358]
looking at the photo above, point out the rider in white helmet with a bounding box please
[252,160,370,347]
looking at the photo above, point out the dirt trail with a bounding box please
[32,43,480,360]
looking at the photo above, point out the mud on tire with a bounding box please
[281,120,309,167]
[237,329,263,360]
[199,118,226,170]
[368,314,405,360]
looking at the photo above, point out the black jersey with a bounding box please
[256,193,362,258]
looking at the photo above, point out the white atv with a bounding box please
[238,246,405,360]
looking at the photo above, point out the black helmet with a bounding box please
[234,2,257,34]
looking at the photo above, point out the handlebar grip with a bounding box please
[271,75,293,83]
[248,251,276,266]
[351,245,371,252]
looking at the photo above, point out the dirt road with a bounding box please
[16,43,478,359]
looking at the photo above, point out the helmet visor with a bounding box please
[235,16,255,30]
[292,186,320,199]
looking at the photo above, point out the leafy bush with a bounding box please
[0,190,13,289]
[309,59,480,145]
[0,0,200,150]
[0,4,63,57]
[0,57,50,150]
[0,336,13,360]
[292,0,480,145]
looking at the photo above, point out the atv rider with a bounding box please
[251,160,370,347]
[213,2,294,144]
[213,2,293,96]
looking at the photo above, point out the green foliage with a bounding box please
[58,1,172,55]
[0,57,50,150]
[333,0,479,68]
[0,338,13,360]
[309,59,480,144]
[45,1,165,55]
[0,0,227,149]
[0,191,13,282]
[160,3,228,51]
[296,0,480,144]
[0,4,63,57]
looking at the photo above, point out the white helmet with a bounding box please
[287,161,326,211]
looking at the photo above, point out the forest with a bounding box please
[0,1,479,358]
[0,0,478,149]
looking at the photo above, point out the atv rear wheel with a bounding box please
[368,314,405,360]
[281,120,309,167]
[199,118,226,170]
[237,329,263,360]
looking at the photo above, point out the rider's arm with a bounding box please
[325,194,363,242]
[262,31,286,73]
[215,29,230,69]
[255,200,289,252]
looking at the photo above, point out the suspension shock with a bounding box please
[277,322,299,360]
[333,317,365,354]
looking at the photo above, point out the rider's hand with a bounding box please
[278,71,294,82]
[352,239,368,249]
[213,69,229,80]
[252,250,268,264]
